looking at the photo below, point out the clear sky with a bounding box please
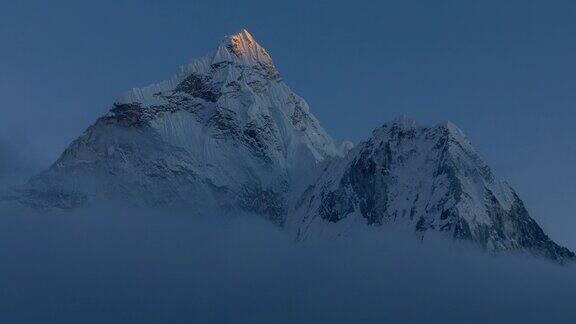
[1,0,574,248]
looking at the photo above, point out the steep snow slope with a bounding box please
[11,29,341,222]
[289,116,574,261]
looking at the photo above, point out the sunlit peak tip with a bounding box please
[229,28,255,41]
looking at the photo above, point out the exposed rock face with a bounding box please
[7,30,573,262]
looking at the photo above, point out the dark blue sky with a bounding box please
[1,0,575,247]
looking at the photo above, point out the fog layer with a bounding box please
[0,202,574,323]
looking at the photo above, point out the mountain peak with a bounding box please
[436,120,468,142]
[215,28,274,67]
[390,114,419,128]
[229,28,255,44]
[116,29,277,106]
[371,115,422,138]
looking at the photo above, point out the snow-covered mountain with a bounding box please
[288,116,574,262]
[6,30,573,262]
[11,29,341,223]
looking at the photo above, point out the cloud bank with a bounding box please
[0,203,574,323]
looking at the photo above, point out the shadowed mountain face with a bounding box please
[6,30,573,263]
[289,117,574,262]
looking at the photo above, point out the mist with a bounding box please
[0,135,44,191]
[0,201,575,323]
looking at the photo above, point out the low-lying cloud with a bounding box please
[0,203,574,323]
[0,136,44,189]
